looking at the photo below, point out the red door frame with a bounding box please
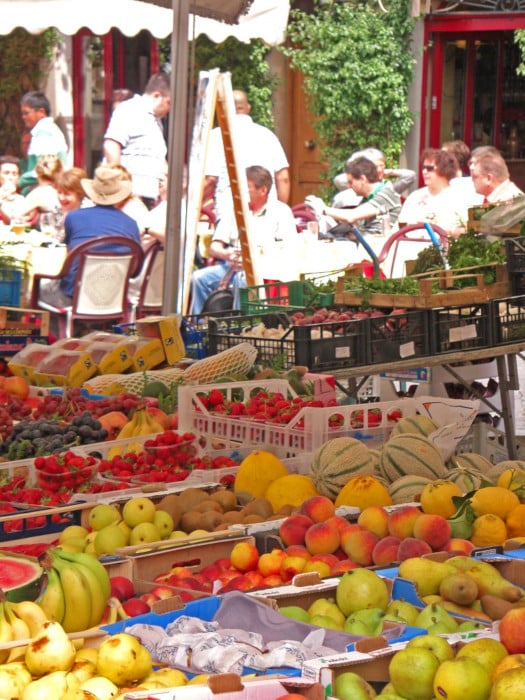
[420,12,525,156]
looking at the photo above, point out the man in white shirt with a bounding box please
[204,90,290,227]
[103,73,171,208]
[469,147,524,204]
[191,165,297,314]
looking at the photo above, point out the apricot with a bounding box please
[387,505,421,539]
[304,521,340,555]
[342,529,379,566]
[413,512,452,550]
[300,495,335,523]
[358,505,389,538]
[278,514,314,547]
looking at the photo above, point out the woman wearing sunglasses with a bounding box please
[398,148,468,237]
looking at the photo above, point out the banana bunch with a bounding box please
[37,548,111,633]
[0,597,49,663]
[107,407,164,459]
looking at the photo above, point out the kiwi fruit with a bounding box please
[243,497,273,519]
[178,488,209,513]
[222,510,245,525]
[242,514,265,524]
[210,490,237,512]
[156,494,182,528]
[198,510,224,531]
[180,510,203,533]
[193,499,223,514]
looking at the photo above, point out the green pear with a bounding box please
[310,614,343,630]
[88,503,121,531]
[307,598,345,628]
[279,605,310,623]
[386,600,420,626]
[336,569,389,616]
[456,620,487,632]
[334,671,377,700]
[415,603,458,632]
[96,633,152,686]
[351,608,385,636]
[343,618,372,636]
[459,562,522,602]
[398,558,458,598]
[25,621,76,676]
[407,633,455,664]
[439,572,479,606]
[94,524,128,556]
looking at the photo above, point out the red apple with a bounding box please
[139,592,159,606]
[499,608,525,653]
[109,576,135,601]
[122,598,151,617]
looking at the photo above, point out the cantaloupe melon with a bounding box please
[388,474,432,504]
[446,466,490,492]
[234,450,288,499]
[378,433,447,483]
[390,415,440,438]
[309,437,374,499]
[489,460,525,484]
[448,452,493,475]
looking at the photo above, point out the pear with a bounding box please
[0,661,32,698]
[350,607,385,636]
[343,618,371,636]
[462,562,523,602]
[334,671,377,700]
[21,670,78,700]
[439,572,479,606]
[69,658,98,683]
[25,620,76,676]
[307,598,345,628]
[386,600,420,626]
[279,605,310,623]
[310,614,343,630]
[80,675,119,700]
[145,667,188,687]
[398,557,457,598]
[96,632,152,686]
[415,603,458,632]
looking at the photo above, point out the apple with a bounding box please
[110,576,135,601]
[389,647,440,700]
[122,497,156,527]
[88,504,121,531]
[122,598,151,617]
[139,592,159,606]
[129,522,161,545]
[499,607,525,653]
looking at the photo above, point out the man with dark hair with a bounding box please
[190,165,297,314]
[19,91,68,193]
[305,156,401,237]
[0,155,24,224]
[103,73,171,207]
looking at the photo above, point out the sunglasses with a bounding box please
[422,164,436,172]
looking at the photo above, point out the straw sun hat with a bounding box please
[81,166,132,205]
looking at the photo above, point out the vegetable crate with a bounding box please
[180,310,242,359]
[208,312,368,372]
[505,238,525,297]
[0,268,23,307]
[491,295,525,345]
[365,309,431,364]
[239,274,338,314]
[430,302,493,354]
[177,379,477,456]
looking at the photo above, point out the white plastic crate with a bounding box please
[178,379,479,459]
[456,422,521,463]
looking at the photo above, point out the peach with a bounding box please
[229,542,260,572]
[257,549,287,577]
[199,563,223,582]
[304,521,340,555]
[5,376,29,400]
[396,536,432,561]
[387,505,421,539]
[243,570,265,589]
[444,538,476,555]
[139,592,159,606]
[168,566,194,579]
[309,553,339,567]
[149,585,175,600]
[303,559,332,578]
[216,569,242,588]
[372,535,401,567]
[280,555,308,581]
[358,505,389,538]
[300,495,336,523]
[220,575,252,592]
[278,514,314,547]
[339,523,363,552]
[412,513,452,550]
[330,558,359,575]
[263,574,286,587]
[285,544,311,560]
[341,529,379,566]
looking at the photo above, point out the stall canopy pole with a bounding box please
[163,0,190,315]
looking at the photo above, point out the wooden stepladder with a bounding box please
[183,71,259,314]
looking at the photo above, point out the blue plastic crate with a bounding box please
[0,501,82,541]
[0,269,23,307]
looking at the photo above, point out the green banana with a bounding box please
[37,566,65,624]
[51,548,111,601]
[50,558,92,633]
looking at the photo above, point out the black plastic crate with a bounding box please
[208,312,367,371]
[505,238,525,297]
[365,309,431,364]
[431,303,493,354]
[491,295,525,345]
[181,310,242,359]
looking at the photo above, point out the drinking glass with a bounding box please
[40,213,56,237]
[10,217,26,235]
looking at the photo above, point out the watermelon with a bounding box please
[390,415,440,438]
[388,474,432,504]
[0,553,43,602]
[309,437,374,499]
[379,433,447,483]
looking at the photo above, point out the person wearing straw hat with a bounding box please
[37,165,141,309]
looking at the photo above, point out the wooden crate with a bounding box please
[468,206,522,235]
[0,306,49,337]
[334,264,510,309]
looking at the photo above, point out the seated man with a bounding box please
[0,155,25,225]
[191,165,297,315]
[38,165,141,310]
[306,156,401,242]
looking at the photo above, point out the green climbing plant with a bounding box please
[0,29,59,155]
[282,0,416,185]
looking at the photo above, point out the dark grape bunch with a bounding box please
[0,411,108,460]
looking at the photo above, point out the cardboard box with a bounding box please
[136,314,186,365]
[33,349,97,387]
[116,335,165,371]
[85,340,133,374]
